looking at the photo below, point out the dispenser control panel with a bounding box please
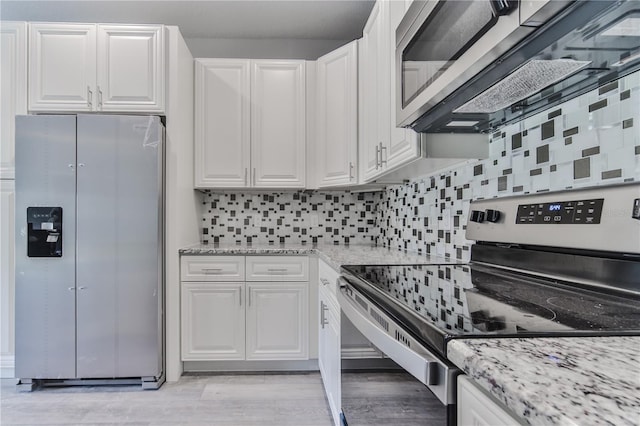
[27,207,63,257]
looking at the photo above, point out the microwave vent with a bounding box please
[453,59,592,114]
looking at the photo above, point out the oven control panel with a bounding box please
[516,198,604,224]
[465,183,640,254]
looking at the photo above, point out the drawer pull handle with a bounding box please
[267,268,288,272]
[202,268,223,274]
[320,278,330,286]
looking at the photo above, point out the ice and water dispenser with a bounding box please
[26,207,63,257]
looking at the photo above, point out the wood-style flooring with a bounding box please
[0,373,333,425]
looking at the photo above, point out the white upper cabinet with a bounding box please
[195,59,250,188]
[97,25,164,112]
[359,0,420,183]
[387,0,419,170]
[316,41,358,188]
[29,23,164,113]
[29,23,97,112]
[251,60,306,188]
[194,59,306,189]
[359,1,387,183]
[1,21,27,180]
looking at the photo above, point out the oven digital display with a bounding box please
[516,198,604,224]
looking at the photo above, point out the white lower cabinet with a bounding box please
[181,282,245,361]
[180,255,310,363]
[319,282,341,425]
[457,375,523,426]
[318,260,342,425]
[246,283,309,360]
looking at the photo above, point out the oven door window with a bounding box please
[402,0,499,107]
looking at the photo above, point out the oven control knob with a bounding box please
[485,209,501,223]
[470,210,485,223]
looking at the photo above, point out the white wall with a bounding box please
[185,37,352,60]
[164,26,203,382]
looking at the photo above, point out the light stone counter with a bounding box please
[180,243,458,271]
[447,336,640,426]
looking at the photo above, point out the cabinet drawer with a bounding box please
[246,256,309,281]
[319,259,340,295]
[180,256,245,281]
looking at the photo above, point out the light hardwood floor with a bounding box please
[0,373,333,425]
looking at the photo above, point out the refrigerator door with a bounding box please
[75,115,163,378]
[15,115,77,379]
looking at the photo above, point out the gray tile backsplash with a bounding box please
[201,71,640,252]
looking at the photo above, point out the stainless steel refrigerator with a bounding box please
[15,115,164,390]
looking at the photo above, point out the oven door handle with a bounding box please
[337,281,453,404]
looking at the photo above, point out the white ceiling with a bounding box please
[0,0,375,40]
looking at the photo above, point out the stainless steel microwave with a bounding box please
[396,0,640,133]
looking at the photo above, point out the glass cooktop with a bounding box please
[340,264,640,354]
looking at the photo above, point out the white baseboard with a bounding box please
[0,354,15,378]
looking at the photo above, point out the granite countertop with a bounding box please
[180,243,455,271]
[448,336,640,426]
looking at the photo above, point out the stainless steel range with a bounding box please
[338,183,640,426]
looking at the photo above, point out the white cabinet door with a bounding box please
[319,285,341,426]
[28,23,97,111]
[386,0,420,171]
[251,60,306,188]
[0,181,15,371]
[0,22,27,180]
[359,0,420,182]
[181,282,245,361]
[194,59,251,188]
[359,1,388,182]
[457,376,524,426]
[246,282,309,360]
[316,41,358,188]
[96,25,164,112]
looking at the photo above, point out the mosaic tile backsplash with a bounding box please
[202,71,640,252]
[376,70,640,259]
[201,191,379,245]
